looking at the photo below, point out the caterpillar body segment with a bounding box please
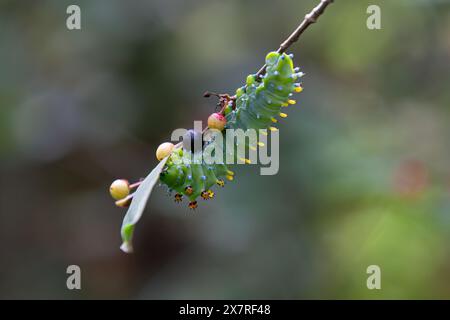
[227,52,301,132]
[159,147,231,207]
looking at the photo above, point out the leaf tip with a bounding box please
[120,241,134,253]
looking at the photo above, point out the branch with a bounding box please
[204,0,334,116]
[255,0,335,79]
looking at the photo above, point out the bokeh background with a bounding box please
[1,0,449,299]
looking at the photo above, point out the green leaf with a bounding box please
[120,156,169,253]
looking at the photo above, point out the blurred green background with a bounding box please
[0,0,449,299]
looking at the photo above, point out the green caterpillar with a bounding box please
[110,0,336,253]
[157,52,303,208]
[226,51,302,131]
[159,145,232,209]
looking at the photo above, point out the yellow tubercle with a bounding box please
[294,86,303,93]
[279,112,287,118]
[257,142,265,147]
[201,190,215,200]
[239,157,252,164]
[188,201,198,209]
[288,99,296,105]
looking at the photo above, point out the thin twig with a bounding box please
[255,0,334,79]
[203,0,335,128]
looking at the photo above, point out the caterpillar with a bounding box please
[155,52,303,209]
[110,51,303,252]
[226,51,302,131]
[159,134,233,210]
[108,0,335,253]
